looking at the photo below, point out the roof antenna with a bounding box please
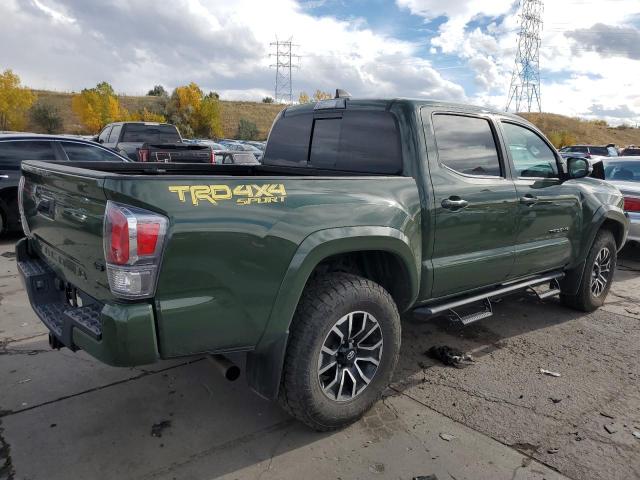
[335,89,351,99]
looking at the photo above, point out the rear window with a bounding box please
[264,110,402,174]
[604,162,640,181]
[121,124,180,143]
[0,140,56,166]
[590,147,609,156]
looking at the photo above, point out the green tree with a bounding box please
[262,96,274,104]
[0,69,36,130]
[30,101,62,133]
[236,119,259,140]
[147,85,168,97]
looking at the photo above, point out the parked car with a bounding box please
[17,97,628,431]
[603,157,640,243]
[620,146,640,156]
[559,145,618,158]
[219,141,263,161]
[193,139,226,151]
[0,134,129,235]
[96,122,213,163]
[245,141,266,152]
[213,151,260,165]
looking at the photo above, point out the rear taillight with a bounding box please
[624,196,640,212]
[138,148,149,162]
[103,201,168,298]
[210,150,217,164]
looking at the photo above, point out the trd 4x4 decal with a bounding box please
[168,184,287,206]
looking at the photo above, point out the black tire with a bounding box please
[0,207,5,236]
[279,272,401,431]
[561,229,617,312]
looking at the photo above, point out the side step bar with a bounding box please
[414,271,565,325]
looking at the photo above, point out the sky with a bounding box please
[1,0,639,124]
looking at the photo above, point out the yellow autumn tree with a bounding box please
[0,69,36,131]
[312,90,332,101]
[298,91,310,104]
[128,108,166,123]
[71,81,128,133]
[167,83,222,138]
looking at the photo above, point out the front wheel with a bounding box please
[561,230,617,312]
[279,272,401,431]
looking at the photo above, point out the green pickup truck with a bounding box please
[17,97,628,431]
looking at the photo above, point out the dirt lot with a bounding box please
[1,233,639,480]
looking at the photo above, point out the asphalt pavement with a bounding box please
[1,233,638,480]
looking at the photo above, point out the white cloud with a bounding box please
[0,0,464,102]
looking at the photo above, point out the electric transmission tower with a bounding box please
[269,38,300,104]
[506,0,543,113]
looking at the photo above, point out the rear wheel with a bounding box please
[561,230,617,312]
[279,272,400,431]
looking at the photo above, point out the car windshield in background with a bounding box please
[121,124,180,143]
[623,148,640,156]
[604,161,640,181]
[590,147,609,156]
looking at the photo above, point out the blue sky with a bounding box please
[1,0,639,124]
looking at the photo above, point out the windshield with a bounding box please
[604,161,640,182]
[121,124,180,143]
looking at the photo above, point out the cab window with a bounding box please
[501,122,559,178]
[432,114,502,177]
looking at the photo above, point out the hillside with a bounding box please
[27,90,284,140]
[24,91,640,146]
[519,112,640,147]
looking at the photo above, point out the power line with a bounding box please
[506,0,544,113]
[269,38,301,104]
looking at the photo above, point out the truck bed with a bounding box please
[37,161,401,177]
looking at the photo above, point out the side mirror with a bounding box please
[567,157,591,179]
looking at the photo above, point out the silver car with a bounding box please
[603,157,640,243]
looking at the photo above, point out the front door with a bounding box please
[499,121,580,278]
[423,111,519,299]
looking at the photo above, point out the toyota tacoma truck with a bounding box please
[16,96,628,431]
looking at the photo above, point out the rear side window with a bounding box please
[108,125,122,143]
[264,110,402,174]
[263,113,313,167]
[98,126,112,143]
[570,146,588,153]
[590,147,609,156]
[0,140,56,165]
[121,124,180,143]
[432,115,501,177]
[59,142,124,162]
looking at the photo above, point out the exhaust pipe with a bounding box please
[206,354,240,382]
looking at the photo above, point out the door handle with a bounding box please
[441,197,469,210]
[519,194,538,206]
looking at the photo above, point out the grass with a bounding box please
[25,90,640,146]
[28,90,284,140]
[519,112,640,147]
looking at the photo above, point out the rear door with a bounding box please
[499,121,579,277]
[422,111,519,298]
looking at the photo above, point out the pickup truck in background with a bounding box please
[96,121,213,163]
[17,95,628,431]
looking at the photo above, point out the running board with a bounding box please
[448,298,493,326]
[529,278,562,300]
[414,271,565,319]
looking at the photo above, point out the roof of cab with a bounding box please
[282,97,525,122]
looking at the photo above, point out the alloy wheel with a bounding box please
[317,311,383,402]
[590,247,612,297]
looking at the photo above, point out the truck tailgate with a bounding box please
[20,163,111,301]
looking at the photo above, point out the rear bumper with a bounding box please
[16,238,159,366]
[627,212,640,243]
